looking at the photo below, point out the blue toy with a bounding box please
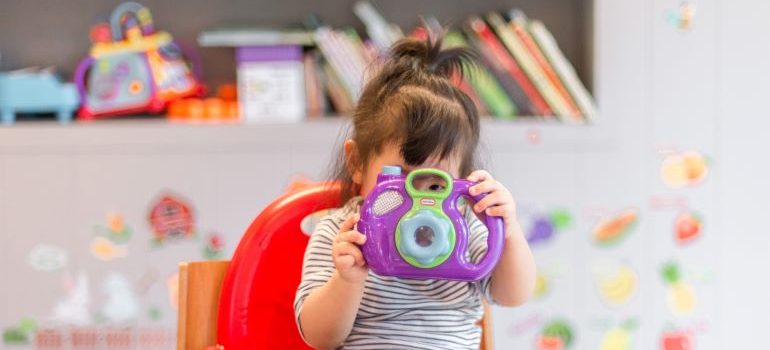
[0,69,79,125]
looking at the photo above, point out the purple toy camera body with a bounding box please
[358,166,504,281]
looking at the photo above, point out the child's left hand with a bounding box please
[467,170,519,239]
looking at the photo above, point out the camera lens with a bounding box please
[415,225,435,247]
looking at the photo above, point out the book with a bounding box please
[465,28,533,116]
[465,16,549,116]
[529,19,597,120]
[320,61,354,113]
[343,28,378,81]
[314,27,369,101]
[354,1,404,52]
[303,52,326,118]
[456,75,490,117]
[486,12,571,120]
[509,10,583,122]
[443,32,518,119]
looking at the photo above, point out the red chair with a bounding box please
[176,182,493,350]
[218,182,340,349]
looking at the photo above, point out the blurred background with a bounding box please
[0,0,766,349]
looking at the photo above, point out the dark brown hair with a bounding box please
[331,32,482,202]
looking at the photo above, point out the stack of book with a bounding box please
[198,3,596,123]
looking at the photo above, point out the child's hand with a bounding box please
[333,214,369,283]
[467,170,520,239]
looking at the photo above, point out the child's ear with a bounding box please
[344,139,363,185]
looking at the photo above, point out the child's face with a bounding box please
[348,141,462,198]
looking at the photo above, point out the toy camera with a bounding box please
[358,166,504,281]
[74,2,203,119]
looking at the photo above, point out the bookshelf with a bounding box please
[0,0,596,123]
[0,0,593,91]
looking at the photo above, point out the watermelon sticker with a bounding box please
[536,319,574,350]
[148,193,196,246]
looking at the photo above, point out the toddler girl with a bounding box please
[294,33,536,349]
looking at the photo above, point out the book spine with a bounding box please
[529,20,597,120]
[303,54,319,118]
[327,29,364,98]
[353,1,403,52]
[466,16,552,116]
[304,52,328,118]
[454,72,490,117]
[321,61,354,113]
[510,13,583,122]
[313,54,328,114]
[470,61,519,119]
[315,27,362,101]
[487,12,569,120]
[465,24,534,116]
[342,29,375,84]
[444,32,518,119]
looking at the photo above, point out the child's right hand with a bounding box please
[332,214,369,283]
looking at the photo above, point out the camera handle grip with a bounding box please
[448,180,505,279]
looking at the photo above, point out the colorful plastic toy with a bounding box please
[0,69,79,125]
[74,2,203,119]
[358,166,504,281]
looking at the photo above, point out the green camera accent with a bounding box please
[396,169,457,268]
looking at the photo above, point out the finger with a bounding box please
[467,170,493,183]
[473,191,506,213]
[334,242,366,266]
[469,179,501,196]
[336,230,367,245]
[485,204,512,217]
[339,214,359,233]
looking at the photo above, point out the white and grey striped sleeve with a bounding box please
[466,208,495,304]
[293,212,343,337]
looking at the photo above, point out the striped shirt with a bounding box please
[294,197,494,349]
